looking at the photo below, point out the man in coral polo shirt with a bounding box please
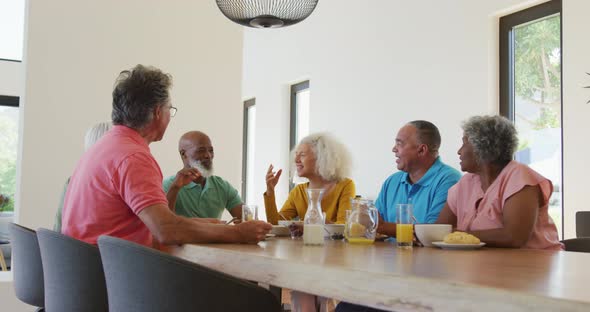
[61,65,271,247]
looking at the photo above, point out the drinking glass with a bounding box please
[396,204,414,249]
[242,204,258,222]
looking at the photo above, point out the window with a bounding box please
[242,98,256,205]
[500,0,562,237]
[0,0,26,61]
[289,81,310,189]
[290,81,310,150]
[0,96,19,215]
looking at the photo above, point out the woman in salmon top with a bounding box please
[436,115,563,250]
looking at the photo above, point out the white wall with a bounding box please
[2,0,244,310]
[0,61,24,96]
[242,0,531,214]
[562,0,590,239]
[18,0,244,229]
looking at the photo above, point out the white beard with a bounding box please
[190,160,213,178]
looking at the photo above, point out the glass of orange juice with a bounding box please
[396,204,414,249]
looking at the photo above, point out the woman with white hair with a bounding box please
[265,132,356,312]
[54,121,112,232]
[264,132,355,225]
[436,115,562,250]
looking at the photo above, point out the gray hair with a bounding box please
[462,115,518,165]
[408,120,441,155]
[294,132,351,182]
[111,64,172,129]
[84,121,112,151]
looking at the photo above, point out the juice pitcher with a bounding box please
[345,198,379,244]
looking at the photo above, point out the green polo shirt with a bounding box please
[162,175,242,218]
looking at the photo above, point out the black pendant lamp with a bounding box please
[216,0,319,29]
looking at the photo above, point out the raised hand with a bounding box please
[265,164,282,194]
[235,220,272,243]
[172,167,201,189]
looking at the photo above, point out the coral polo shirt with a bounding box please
[62,125,168,246]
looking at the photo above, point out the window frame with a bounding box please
[242,98,255,203]
[499,0,563,236]
[0,95,19,107]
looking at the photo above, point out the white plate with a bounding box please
[432,241,486,250]
[260,233,277,241]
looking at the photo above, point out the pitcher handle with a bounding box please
[369,208,379,232]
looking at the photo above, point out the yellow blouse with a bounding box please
[264,178,356,225]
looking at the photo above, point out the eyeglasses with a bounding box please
[169,106,177,117]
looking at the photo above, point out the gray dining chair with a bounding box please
[97,235,281,312]
[37,228,108,312]
[561,238,590,253]
[9,223,44,310]
[576,211,590,238]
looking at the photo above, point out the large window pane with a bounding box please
[513,15,562,237]
[242,98,256,210]
[290,81,310,150]
[295,89,310,143]
[0,105,19,213]
[500,0,562,238]
[246,106,256,205]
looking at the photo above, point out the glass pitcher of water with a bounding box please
[345,198,379,244]
[303,188,325,245]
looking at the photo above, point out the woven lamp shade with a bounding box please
[216,0,319,28]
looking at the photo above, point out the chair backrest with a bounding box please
[98,235,281,312]
[561,238,590,253]
[37,228,108,312]
[576,211,590,238]
[9,223,44,308]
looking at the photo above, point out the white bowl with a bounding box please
[415,224,452,247]
[324,224,345,237]
[271,225,290,236]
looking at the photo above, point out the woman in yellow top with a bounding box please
[265,132,355,311]
[264,132,356,225]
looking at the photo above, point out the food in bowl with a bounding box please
[324,224,345,240]
[443,231,480,244]
[414,224,452,247]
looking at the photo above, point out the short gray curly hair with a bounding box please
[462,115,518,165]
[111,64,172,130]
[294,132,352,182]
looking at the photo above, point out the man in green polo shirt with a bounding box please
[163,131,243,219]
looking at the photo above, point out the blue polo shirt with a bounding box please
[375,157,461,224]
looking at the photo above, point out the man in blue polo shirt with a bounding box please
[375,120,461,236]
[163,131,243,220]
[336,121,462,312]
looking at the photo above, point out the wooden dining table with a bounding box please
[169,237,590,312]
